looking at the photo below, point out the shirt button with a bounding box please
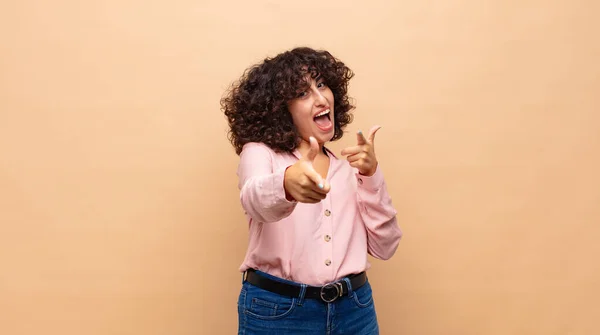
[325,259,331,266]
[324,209,331,216]
[324,235,331,242]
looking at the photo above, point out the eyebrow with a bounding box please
[296,72,323,92]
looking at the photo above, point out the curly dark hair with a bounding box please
[220,47,355,155]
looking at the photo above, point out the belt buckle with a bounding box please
[320,282,344,303]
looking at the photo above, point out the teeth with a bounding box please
[316,109,330,117]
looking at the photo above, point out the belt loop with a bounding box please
[342,277,353,296]
[296,284,307,306]
[242,271,247,284]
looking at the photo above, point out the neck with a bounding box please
[297,138,325,156]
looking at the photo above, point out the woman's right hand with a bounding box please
[284,137,331,203]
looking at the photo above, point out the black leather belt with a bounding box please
[244,269,367,303]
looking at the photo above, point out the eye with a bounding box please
[317,81,327,88]
[297,91,308,98]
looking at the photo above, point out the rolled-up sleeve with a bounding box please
[237,143,297,223]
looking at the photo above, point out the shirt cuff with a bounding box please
[273,166,297,204]
[356,164,385,191]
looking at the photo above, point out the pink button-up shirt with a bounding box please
[236,142,402,286]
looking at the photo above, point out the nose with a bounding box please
[313,89,327,106]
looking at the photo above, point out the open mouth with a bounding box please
[313,109,333,130]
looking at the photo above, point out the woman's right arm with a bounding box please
[237,143,298,223]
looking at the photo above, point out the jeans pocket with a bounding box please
[351,281,374,308]
[243,283,297,320]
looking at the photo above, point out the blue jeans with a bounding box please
[237,270,379,335]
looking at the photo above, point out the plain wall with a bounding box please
[1,0,599,334]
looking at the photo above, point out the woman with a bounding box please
[221,46,403,335]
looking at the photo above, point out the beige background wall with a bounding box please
[1,0,599,334]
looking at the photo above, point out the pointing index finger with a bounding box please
[305,166,326,190]
[356,130,367,145]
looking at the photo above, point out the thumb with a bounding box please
[304,136,319,162]
[367,125,382,143]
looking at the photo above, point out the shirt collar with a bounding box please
[292,146,338,160]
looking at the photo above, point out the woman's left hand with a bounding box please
[341,125,381,176]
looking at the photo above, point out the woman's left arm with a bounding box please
[341,126,402,260]
[355,166,403,260]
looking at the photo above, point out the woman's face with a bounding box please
[287,75,335,146]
